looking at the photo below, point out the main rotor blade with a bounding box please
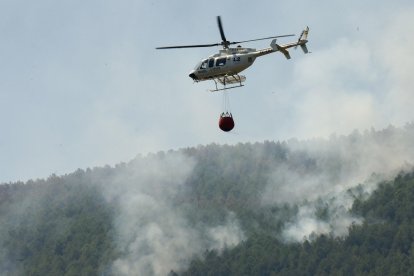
[217,16,228,44]
[231,34,295,44]
[156,43,220,49]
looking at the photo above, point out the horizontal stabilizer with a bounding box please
[276,44,291,59]
[279,47,291,59]
[270,39,291,59]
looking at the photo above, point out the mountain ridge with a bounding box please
[1,123,414,275]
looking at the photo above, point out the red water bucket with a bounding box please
[219,113,234,132]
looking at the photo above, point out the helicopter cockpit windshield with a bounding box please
[198,59,208,69]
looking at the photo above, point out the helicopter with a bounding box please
[156,16,310,92]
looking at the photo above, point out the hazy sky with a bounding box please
[1,0,413,182]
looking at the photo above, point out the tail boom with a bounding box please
[268,26,310,59]
[253,26,310,59]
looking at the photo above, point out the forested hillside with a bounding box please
[180,172,414,275]
[1,124,414,275]
[0,175,117,275]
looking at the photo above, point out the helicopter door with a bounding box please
[216,57,227,67]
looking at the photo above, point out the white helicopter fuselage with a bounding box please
[188,37,307,82]
[189,47,261,81]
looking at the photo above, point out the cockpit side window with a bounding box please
[216,58,226,66]
[199,59,208,69]
[208,58,215,68]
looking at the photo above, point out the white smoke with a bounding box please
[100,152,244,276]
[281,188,365,242]
[263,125,414,242]
[206,212,245,250]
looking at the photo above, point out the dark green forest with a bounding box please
[1,125,414,275]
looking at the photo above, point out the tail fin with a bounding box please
[300,44,309,54]
[300,26,309,41]
[297,26,309,54]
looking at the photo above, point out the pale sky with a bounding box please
[1,0,413,182]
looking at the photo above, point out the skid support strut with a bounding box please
[210,74,246,92]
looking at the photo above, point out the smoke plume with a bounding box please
[99,151,244,275]
[262,125,414,242]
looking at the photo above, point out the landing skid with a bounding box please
[210,74,246,92]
